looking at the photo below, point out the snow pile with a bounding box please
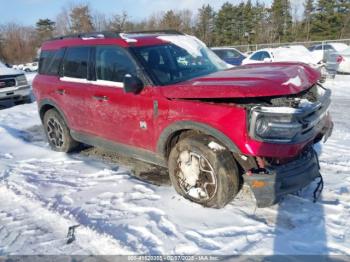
[0,75,350,255]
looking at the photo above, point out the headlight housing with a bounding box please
[16,75,28,86]
[250,107,302,143]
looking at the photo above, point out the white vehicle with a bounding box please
[242,46,321,66]
[329,47,350,74]
[0,61,31,103]
[308,43,349,62]
[22,62,38,72]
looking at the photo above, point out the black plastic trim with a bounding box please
[38,99,69,124]
[244,148,320,207]
[157,121,241,157]
[71,130,167,167]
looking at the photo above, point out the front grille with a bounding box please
[0,78,16,89]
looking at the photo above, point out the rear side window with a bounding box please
[39,51,52,74]
[63,47,90,79]
[224,49,241,58]
[213,50,225,59]
[39,49,65,76]
[95,46,136,83]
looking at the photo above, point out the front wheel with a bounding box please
[168,135,240,208]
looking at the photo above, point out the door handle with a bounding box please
[56,89,66,95]
[92,95,109,101]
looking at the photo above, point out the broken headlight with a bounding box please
[250,107,302,143]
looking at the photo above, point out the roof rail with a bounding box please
[125,30,184,35]
[50,29,184,41]
[51,31,121,40]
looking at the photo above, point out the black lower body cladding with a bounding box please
[244,148,320,207]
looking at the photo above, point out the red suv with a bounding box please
[33,31,333,208]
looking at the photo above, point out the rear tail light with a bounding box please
[336,55,344,63]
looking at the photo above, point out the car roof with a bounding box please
[249,48,273,55]
[41,30,186,51]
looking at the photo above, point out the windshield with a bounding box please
[131,35,230,85]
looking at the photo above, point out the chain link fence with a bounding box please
[220,39,350,53]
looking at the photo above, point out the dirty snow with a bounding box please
[208,141,226,151]
[0,74,350,255]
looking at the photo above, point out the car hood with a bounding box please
[0,66,22,76]
[160,62,320,99]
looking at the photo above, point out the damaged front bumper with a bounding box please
[243,149,320,207]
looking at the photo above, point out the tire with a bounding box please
[168,135,240,208]
[22,95,32,104]
[43,109,79,153]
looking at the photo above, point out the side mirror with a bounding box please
[263,58,272,62]
[123,74,144,94]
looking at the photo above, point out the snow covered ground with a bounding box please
[0,74,349,255]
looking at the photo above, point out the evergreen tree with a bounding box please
[304,0,314,40]
[253,1,272,43]
[311,0,339,40]
[214,3,235,45]
[35,19,55,43]
[243,0,254,44]
[271,0,292,41]
[338,0,350,38]
[161,10,182,29]
[196,4,216,46]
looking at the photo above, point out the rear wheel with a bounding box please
[43,109,79,152]
[168,135,240,208]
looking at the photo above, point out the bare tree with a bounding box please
[178,9,193,34]
[93,11,108,31]
[55,7,71,35]
[69,4,95,33]
[0,23,37,64]
[108,11,129,31]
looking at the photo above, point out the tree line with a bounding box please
[0,0,349,64]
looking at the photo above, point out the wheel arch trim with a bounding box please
[157,120,241,157]
[38,99,69,125]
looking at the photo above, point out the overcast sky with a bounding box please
[0,0,305,26]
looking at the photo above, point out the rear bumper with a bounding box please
[244,148,320,207]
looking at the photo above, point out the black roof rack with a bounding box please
[50,29,184,41]
[124,30,184,35]
[51,31,121,41]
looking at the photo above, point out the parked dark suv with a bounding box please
[33,31,333,208]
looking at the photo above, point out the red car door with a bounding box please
[86,45,155,151]
[58,46,94,133]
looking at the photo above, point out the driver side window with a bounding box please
[260,52,271,60]
[251,52,262,61]
[95,46,136,84]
